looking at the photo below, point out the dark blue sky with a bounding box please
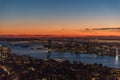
[1,0,120,36]
[0,0,120,19]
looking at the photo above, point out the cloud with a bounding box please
[91,28,120,30]
[85,28,90,30]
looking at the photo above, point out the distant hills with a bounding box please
[0,35,120,40]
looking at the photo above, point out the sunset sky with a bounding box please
[1,0,120,37]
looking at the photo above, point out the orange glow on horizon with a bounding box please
[1,18,120,37]
[1,29,120,37]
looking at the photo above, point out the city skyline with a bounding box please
[1,0,120,37]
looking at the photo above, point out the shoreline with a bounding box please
[0,45,120,79]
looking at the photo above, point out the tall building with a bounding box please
[116,48,119,56]
[47,40,51,59]
[0,45,11,58]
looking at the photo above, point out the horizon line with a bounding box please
[1,35,120,37]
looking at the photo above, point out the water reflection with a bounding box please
[115,56,119,65]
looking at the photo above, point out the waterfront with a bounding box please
[0,41,120,68]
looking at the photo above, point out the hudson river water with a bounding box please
[0,41,120,68]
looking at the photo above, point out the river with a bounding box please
[0,41,120,68]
